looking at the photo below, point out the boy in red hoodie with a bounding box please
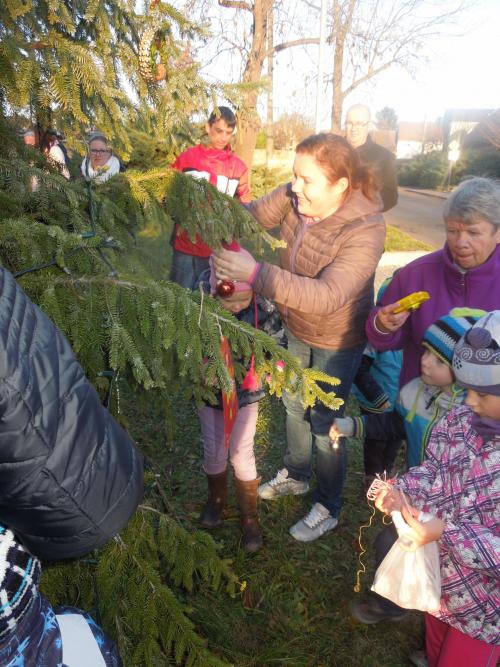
[170,106,251,288]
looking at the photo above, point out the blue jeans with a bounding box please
[170,250,210,289]
[282,330,364,517]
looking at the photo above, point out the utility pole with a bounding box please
[315,0,328,133]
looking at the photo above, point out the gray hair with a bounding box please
[443,177,500,230]
[88,132,110,146]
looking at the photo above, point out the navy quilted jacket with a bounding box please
[0,268,143,560]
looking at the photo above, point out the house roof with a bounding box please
[398,121,443,142]
[443,108,494,124]
[462,109,500,149]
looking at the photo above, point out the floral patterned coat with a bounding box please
[396,405,500,644]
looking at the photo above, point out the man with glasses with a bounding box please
[345,104,398,212]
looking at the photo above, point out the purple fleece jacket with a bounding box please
[365,243,500,387]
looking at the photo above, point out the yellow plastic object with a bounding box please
[393,291,430,314]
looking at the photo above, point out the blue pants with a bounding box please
[282,330,364,517]
[170,249,210,289]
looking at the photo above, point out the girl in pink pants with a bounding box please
[196,247,283,552]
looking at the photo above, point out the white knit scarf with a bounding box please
[80,155,121,183]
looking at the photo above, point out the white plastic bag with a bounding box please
[371,510,441,612]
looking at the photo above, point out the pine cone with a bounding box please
[138,25,158,84]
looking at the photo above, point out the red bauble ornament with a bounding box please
[216,280,235,297]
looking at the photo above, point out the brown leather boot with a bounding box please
[199,470,227,528]
[234,477,263,553]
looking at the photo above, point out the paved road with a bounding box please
[385,189,447,250]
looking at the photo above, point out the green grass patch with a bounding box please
[121,382,423,667]
[385,225,433,252]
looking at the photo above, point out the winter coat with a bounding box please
[0,268,143,561]
[365,244,500,387]
[172,143,251,257]
[249,184,386,350]
[397,378,464,467]
[396,406,500,644]
[352,276,403,412]
[352,378,465,468]
[0,525,122,666]
[351,345,402,412]
[356,136,398,212]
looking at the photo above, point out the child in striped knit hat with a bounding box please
[330,308,484,469]
[0,525,122,666]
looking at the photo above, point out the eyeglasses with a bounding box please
[90,149,111,155]
[346,122,370,129]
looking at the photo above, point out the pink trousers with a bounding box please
[425,614,500,667]
[198,403,258,481]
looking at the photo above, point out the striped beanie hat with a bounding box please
[422,308,486,367]
[0,525,40,642]
[453,310,500,396]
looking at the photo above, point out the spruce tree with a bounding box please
[0,3,342,664]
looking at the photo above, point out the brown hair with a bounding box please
[295,133,377,202]
[208,106,236,129]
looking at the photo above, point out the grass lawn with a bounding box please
[385,226,433,252]
[124,211,428,666]
[126,385,422,667]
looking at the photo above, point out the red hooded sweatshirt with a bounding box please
[172,143,251,257]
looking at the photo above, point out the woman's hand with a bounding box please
[375,302,412,334]
[212,248,257,283]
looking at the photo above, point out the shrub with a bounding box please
[251,165,290,198]
[397,151,448,189]
[453,147,500,183]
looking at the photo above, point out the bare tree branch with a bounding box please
[273,37,320,53]
[218,0,252,11]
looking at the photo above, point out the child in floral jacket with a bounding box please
[374,310,500,667]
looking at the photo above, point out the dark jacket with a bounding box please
[357,136,398,212]
[0,268,143,561]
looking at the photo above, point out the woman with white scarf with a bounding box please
[81,133,121,183]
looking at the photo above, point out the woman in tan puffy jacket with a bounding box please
[213,133,386,542]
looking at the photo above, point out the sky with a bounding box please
[339,0,500,123]
[270,0,500,125]
[187,0,500,127]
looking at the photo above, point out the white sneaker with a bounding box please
[289,503,338,542]
[258,468,309,500]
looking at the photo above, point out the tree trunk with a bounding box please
[330,0,355,132]
[265,4,274,165]
[234,0,273,178]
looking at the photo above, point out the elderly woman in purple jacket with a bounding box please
[366,177,500,388]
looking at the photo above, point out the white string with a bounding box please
[197,282,205,328]
[216,315,223,339]
[366,472,392,502]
